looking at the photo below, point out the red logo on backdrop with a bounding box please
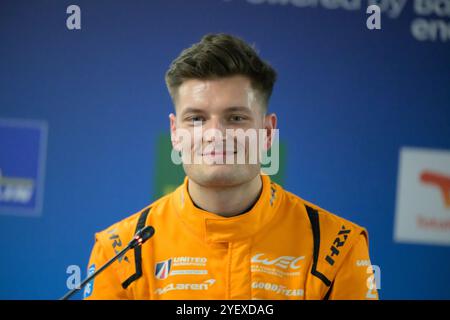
[420,171,450,209]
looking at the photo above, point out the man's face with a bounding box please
[169,75,277,188]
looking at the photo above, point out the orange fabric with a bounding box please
[84,175,378,300]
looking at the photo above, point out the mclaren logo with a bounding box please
[154,279,216,295]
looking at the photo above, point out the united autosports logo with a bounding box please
[155,259,172,280]
[154,256,208,280]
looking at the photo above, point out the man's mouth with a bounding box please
[202,151,237,156]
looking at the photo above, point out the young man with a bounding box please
[84,33,378,300]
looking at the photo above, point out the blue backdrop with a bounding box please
[1,0,449,299]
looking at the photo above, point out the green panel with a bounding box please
[154,133,286,198]
[154,134,186,199]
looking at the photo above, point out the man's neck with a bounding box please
[187,175,263,217]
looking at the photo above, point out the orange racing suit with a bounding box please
[84,175,379,300]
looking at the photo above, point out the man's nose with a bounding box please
[203,117,225,142]
[205,117,224,130]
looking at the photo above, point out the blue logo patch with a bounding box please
[83,264,96,299]
[155,259,172,280]
[0,118,47,216]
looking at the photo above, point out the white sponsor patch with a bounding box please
[251,253,304,277]
[170,270,208,276]
[251,253,304,269]
[252,281,304,297]
[356,260,371,267]
[394,147,450,246]
[251,265,300,278]
[173,257,207,267]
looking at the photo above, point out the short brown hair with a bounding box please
[165,33,277,111]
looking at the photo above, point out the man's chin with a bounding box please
[184,164,259,188]
[200,165,238,182]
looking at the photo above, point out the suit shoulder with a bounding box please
[94,193,172,244]
[94,206,148,245]
[282,188,367,236]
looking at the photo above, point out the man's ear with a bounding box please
[263,113,277,150]
[169,113,181,152]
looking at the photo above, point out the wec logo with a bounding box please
[251,253,305,270]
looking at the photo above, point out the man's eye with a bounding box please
[230,115,245,122]
[188,116,205,123]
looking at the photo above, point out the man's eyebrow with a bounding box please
[180,106,251,116]
[180,107,206,116]
[223,106,252,113]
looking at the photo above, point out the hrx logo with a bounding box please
[325,225,351,266]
